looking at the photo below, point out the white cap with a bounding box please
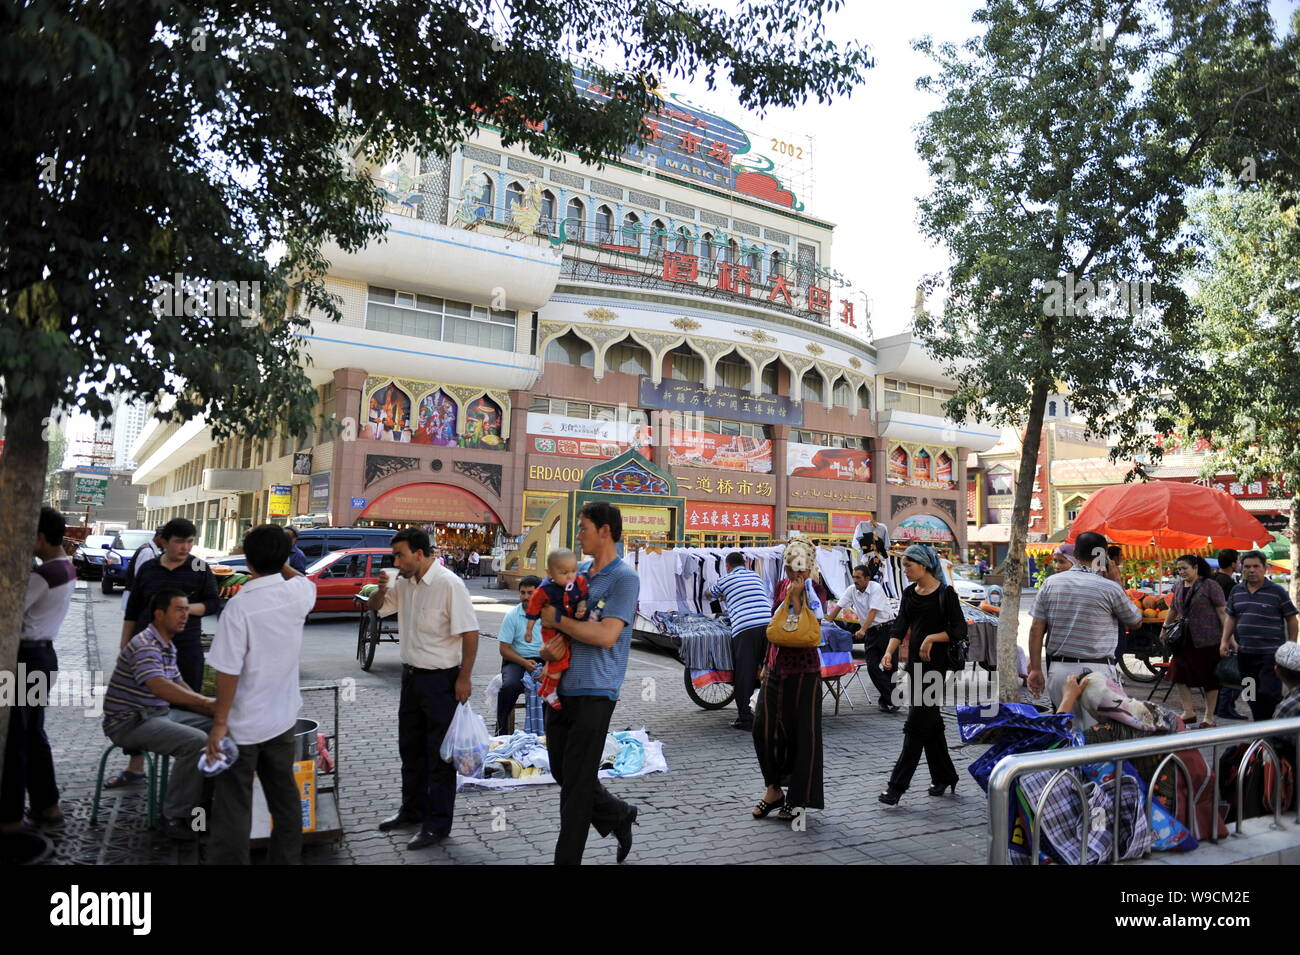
[1275,642,1300,674]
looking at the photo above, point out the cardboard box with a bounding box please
[250,760,316,838]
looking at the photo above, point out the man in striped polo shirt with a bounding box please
[1027,532,1142,729]
[711,552,773,730]
[1221,550,1298,721]
[102,589,216,840]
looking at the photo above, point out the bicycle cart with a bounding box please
[352,595,398,671]
[1117,621,1170,683]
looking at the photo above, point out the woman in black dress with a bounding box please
[879,543,966,804]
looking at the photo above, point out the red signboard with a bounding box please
[686,502,774,533]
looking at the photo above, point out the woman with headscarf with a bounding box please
[1050,544,1078,575]
[751,539,824,822]
[1162,554,1227,727]
[879,543,967,804]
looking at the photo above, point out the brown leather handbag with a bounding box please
[766,586,823,649]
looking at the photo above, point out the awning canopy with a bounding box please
[1066,481,1271,550]
[358,483,500,525]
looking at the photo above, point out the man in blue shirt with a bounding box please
[495,575,542,733]
[284,526,310,575]
[1222,550,1299,721]
[710,552,772,730]
[539,502,640,865]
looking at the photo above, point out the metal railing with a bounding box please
[987,717,1300,864]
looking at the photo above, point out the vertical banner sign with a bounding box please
[268,485,292,518]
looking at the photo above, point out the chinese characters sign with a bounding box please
[640,377,802,427]
[686,502,774,533]
[527,412,651,461]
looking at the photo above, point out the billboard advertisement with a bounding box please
[787,443,872,482]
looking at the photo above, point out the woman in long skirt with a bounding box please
[751,541,824,822]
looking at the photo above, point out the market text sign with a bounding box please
[686,502,773,532]
[73,467,110,506]
[527,412,651,461]
[528,464,586,483]
[640,377,802,427]
[620,505,673,538]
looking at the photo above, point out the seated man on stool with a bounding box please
[828,560,899,712]
[101,589,216,840]
[496,575,542,734]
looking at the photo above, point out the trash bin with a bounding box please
[292,717,319,761]
[250,718,319,838]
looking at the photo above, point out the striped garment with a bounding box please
[1226,581,1298,653]
[102,624,180,735]
[710,568,772,638]
[1032,566,1142,659]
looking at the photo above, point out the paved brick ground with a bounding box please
[24,579,1025,865]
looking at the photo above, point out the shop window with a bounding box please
[675,227,692,253]
[606,339,652,376]
[832,376,851,407]
[670,344,704,383]
[715,351,751,391]
[545,330,594,368]
[987,467,1014,496]
[801,370,824,404]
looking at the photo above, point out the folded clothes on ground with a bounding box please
[459,728,667,791]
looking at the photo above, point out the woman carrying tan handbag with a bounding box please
[750,539,825,823]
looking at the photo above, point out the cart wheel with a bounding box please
[361,614,380,671]
[356,610,371,664]
[682,665,736,710]
[1117,647,1166,684]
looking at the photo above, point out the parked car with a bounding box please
[306,547,397,613]
[950,567,988,604]
[209,554,247,572]
[293,526,396,563]
[100,528,161,594]
[72,535,116,580]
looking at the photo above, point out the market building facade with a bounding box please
[132,89,994,559]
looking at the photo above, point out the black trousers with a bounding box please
[1,642,59,825]
[731,625,768,721]
[397,665,460,834]
[753,670,823,809]
[544,695,632,865]
[173,632,204,694]
[862,624,896,704]
[1238,651,1284,722]
[208,726,302,865]
[888,661,958,792]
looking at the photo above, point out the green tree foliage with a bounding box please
[910,0,1296,697]
[1178,182,1300,600]
[0,0,872,774]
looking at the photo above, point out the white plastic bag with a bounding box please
[440,701,490,778]
[483,673,503,716]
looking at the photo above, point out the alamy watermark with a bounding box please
[1,665,104,717]
[1041,274,1153,319]
[150,272,260,324]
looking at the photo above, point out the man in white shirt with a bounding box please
[368,527,479,850]
[205,524,315,864]
[468,549,481,578]
[2,507,77,831]
[829,561,899,712]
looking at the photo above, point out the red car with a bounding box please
[306,547,396,613]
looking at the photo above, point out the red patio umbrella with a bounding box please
[1065,480,1271,551]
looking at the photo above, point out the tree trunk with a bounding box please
[1290,493,1299,609]
[0,393,55,792]
[996,378,1051,702]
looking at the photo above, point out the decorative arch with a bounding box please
[594,329,657,379]
[913,447,934,483]
[714,347,760,393]
[887,444,910,484]
[687,336,740,391]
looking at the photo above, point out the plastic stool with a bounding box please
[90,745,171,827]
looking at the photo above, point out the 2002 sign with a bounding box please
[770,139,806,160]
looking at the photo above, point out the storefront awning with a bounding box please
[358,483,500,525]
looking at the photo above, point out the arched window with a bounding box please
[801,370,823,404]
[649,219,667,255]
[700,233,715,271]
[669,344,704,382]
[545,330,594,368]
[770,250,784,280]
[505,181,525,214]
[621,212,641,249]
[748,246,762,272]
[761,361,779,396]
[727,238,740,264]
[540,190,557,232]
[566,197,586,240]
[832,376,851,408]
[1048,400,1058,417]
[675,226,692,254]
[857,384,871,413]
[606,338,652,376]
[469,173,494,220]
[716,351,751,391]
[595,204,614,242]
